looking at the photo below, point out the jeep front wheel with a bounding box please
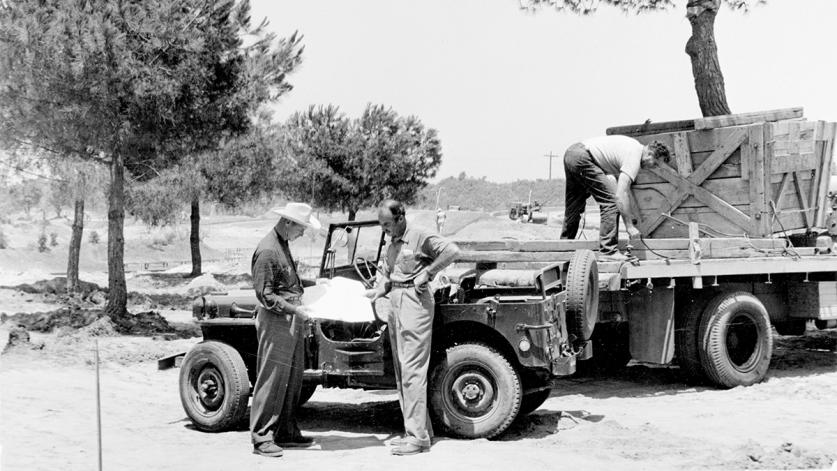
[429,343,521,439]
[179,341,250,432]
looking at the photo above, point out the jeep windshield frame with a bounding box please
[318,220,386,280]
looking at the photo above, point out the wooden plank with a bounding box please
[773,172,792,213]
[770,153,819,173]
[810,121,826,226]
[751,124,767,236]
[606,119,695,137]
[815,122,837,227]
[673,132,692,177]
[693,107,804,131]
[793,172,812,228]
[689,222,701,265]
[623,254,837,279]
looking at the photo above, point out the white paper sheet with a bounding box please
[301,277,375,323]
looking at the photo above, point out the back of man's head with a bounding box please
[380,199,406,218]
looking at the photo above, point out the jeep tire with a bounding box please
[429,343,521,439]
[179,341,250,432]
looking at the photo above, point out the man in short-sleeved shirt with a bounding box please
[560,135,670,257]
[366,199,460,456]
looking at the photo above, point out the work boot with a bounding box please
[253,442,284,457]
[275,435,316,448]
[390,443,430,456]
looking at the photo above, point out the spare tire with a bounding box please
[566,249,599,343]
[509,207,519,220]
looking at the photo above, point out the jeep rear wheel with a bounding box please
[429,343,521,439]
[179,341,250,432]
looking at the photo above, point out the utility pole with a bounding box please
[544,152,559,180]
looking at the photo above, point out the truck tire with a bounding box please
[774,319,807,336]
[675,298,707,382]
[518,388,551,416]
[429,343,522,439]
[179,341,250,432]
[698,292,773,388]
[566,249,599,343]
[298,384,317,406]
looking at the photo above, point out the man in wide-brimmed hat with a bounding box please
[250,202,321,458]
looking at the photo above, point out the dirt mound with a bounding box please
[6,277,102,297]
[1,325,44,353]
[731,441,834,469]
[2,307,199,339]
[2,308,101,332]
[109,310,199,338]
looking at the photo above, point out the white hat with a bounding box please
[271,202,322,230]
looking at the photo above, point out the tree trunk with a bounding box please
[189,196,201,277]
[66,197,84,294]
[348,208,357,221]
[105,153,127,317]
[685,0,731,117]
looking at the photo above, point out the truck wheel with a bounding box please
[429,343,521,439]
[566,249,599,343]
[774,319,807,336]
[298,384,317,406]
[675,298,707,382]
[698,292,773,388]
[518,388,551,416]
[179,341,250,432]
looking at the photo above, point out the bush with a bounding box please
[89,230,100,244]
[37,232,48,252]
[49,232,58,247]
[0,228,7,249]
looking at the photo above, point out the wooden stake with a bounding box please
[95,339,102,471]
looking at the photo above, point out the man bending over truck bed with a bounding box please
[560,135,670,260]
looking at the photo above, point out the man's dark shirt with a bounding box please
[251,225,303,314]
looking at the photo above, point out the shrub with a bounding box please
[89,230,100,244]
[37,232,48,252]
[49,232,58,247]
[0,228,7,249]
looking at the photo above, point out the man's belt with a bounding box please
[390,281,414,288]
[281,295,302,305]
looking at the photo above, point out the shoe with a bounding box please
[253,442,284,457]
[390,443,430,456]
[389,437,405,447]
[275,435,316,448]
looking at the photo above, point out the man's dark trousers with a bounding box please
[560,143,619,254]
[250,305,305,445]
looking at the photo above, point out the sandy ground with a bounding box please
[1,211,836,470]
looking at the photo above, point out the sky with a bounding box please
[252,0,837,182]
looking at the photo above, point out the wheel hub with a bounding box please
[196,368,224,409]
[450,371,495,415]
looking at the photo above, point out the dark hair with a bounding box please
[647,140,671,164]
[380,199,406,218]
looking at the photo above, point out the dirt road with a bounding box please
[2,326,835,471]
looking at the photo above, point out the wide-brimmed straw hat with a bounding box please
[271,202,322,230]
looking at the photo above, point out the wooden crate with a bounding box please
[607,109,837,238]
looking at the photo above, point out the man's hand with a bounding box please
[295,305,312,321]
[414,270,430,293]
[627,226,642,239]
